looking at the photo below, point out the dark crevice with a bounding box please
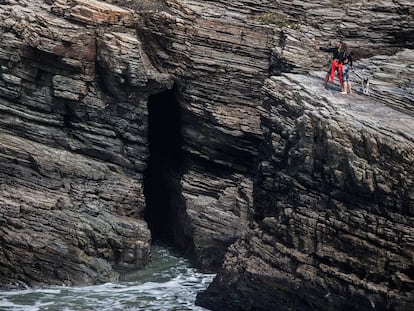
[143,85,193,254]
[24,46,81,74]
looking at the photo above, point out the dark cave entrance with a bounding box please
[143,86,190,249]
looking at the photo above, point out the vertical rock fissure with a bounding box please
[143,86,193,253]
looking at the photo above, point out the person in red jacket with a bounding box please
[319,41,346,89]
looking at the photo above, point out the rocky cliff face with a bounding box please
[198,63,414,310]
[1,0,413,310]
[0,0,172,287]
[140,0,275,270]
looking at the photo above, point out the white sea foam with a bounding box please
[0,245,215,311]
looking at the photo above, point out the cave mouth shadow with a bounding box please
[143,86,189,248]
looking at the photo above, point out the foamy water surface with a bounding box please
[0,245,214,311]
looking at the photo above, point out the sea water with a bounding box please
[0,245,214,311]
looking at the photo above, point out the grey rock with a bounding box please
[1,1,413,310]
[199,71,414,310]
[0,0,168,287]
[52,75,88,100]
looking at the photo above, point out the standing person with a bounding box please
[319,40,342,88]
[337,42,349,92]
[341,53,353,94]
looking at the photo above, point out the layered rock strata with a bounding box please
[0,0,171,287]
[139,0,414,273]
[137,0,278,270]
[1,1,413,310]
[198,63,414,310]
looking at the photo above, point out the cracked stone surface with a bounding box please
[1,1,413,310]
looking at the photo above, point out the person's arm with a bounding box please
[319,47,336,53]
[339,51,348,64]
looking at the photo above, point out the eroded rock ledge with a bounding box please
[1,0,413,310]
[198,66,414,310]
[0,0,172,287]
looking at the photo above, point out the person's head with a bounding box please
[335,41,341,48]
[340,41,348,51]
[330,39,340,48]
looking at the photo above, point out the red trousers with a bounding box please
[329,60,343,84]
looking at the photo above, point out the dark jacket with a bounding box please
[320,46,349,64]
[344,53,353,67]
[320,46,340,59]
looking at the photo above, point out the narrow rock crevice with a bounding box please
[143,86,193,254]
